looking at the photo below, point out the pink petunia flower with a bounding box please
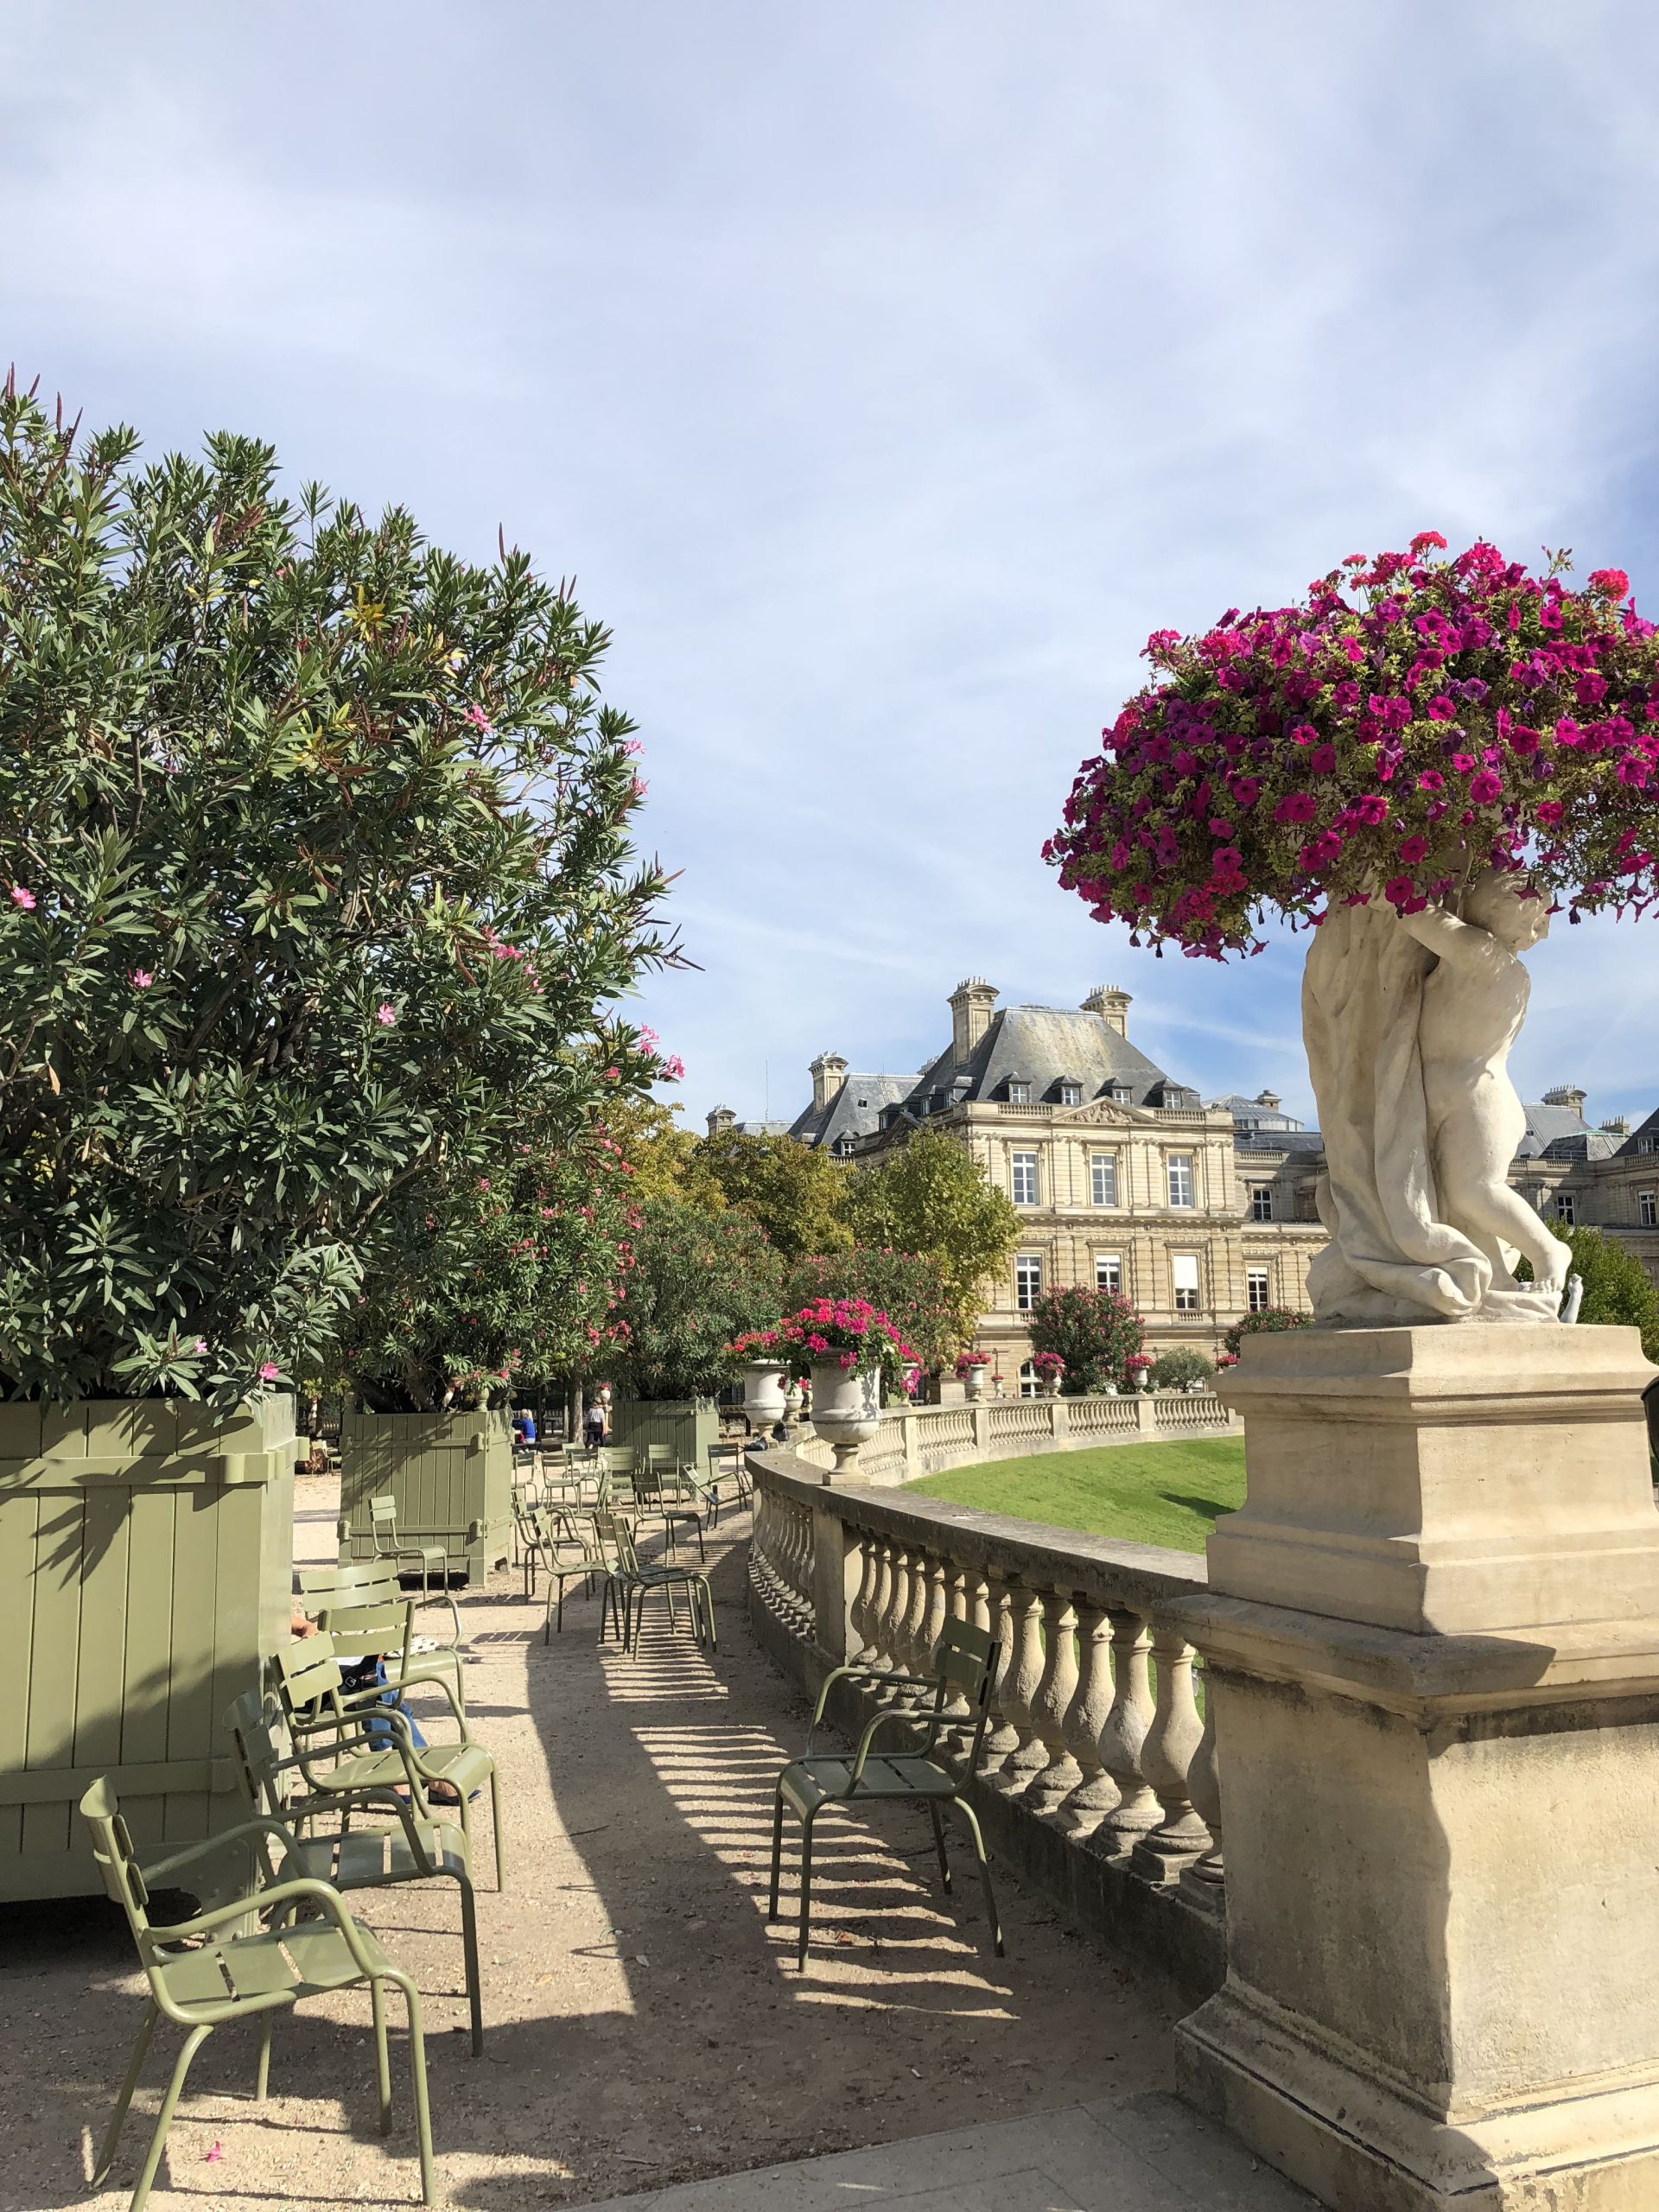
[1470,770,1503,804]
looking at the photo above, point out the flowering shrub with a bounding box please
[1046,537,1659,957]
[1149,1345,1214,1389]
[1222,1306,1313,1357]
[604,1198,783,1402]
[732,1298,918,1389]
[1027,1283,1146,1394]
[781,1249,955,1370]
[952,1350,990,1377]
[0,386,671,1402]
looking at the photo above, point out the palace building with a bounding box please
[708,977,1658,1385]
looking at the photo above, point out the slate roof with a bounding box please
[901,1005,1174,1115]
[1615,1107,1659,1158]
[1514,1101,1602,1160]
[790,1072,914,1151]
[1211,1093,1306,1134]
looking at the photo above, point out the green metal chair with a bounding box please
[593,1510,715,1654]
[298,1561,467,1710]
[539,1510,608,1639]
[225,1691,483,2055]
[366,1492,461,1641]
[272,1630,505,1889]
[768,1617,1004,1969]
[79,1778,436,2212]
[634,1459,709,1562]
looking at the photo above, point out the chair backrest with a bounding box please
[271,1628,350,1726]
[632,1464,664,1501]
[645,1444,676,1471]
[369,1492,400,1548]
[299,1560,401,1607]
[926,1618,1001,1767]
[599,1445,636,1478]
[592,1510,639,1574]
[225,1688,301,1817]
[314,1593,414,1669]
[79,1778,157,1948]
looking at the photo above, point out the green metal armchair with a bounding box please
[768,1617,1004,1969]
[366,1492,463,1643]
[79,1777,436,2212]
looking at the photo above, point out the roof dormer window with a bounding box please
[1058,1079,1082,1109]
[1007,1078,1031,1106]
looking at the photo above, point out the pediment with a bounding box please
[1061,1102,1135,1127]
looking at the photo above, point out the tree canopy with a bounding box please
[844,1129,1020,1340]
[697,1128,851,1259]
[601,1196,784,1402]
[0,385,671,1402]
[1520,1224,1659,1361]
[1026,1284,1145,1395]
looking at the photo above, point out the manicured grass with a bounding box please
[905,1436,1246,1554]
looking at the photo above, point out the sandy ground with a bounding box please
[0,1474,1186,2211]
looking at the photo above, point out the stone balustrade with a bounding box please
[779,1387,1239,1487]
[747,1445,1224,1993]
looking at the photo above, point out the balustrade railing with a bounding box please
[746,1448,1220,1933]
[781,1388,1238,1488]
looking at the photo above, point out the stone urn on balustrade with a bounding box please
[808,1358,880,1481]
[961,1361,988,1402]
[740,1358,788,1441]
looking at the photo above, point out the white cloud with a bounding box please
[3,1,1658,1135]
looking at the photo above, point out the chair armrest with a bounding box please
[142,1816,303,1888]
[170,1877,379,1973]
[849,1708,931,1790]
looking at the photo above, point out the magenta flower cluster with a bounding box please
[1046,537,1659,957]
[730,1298,919,1389]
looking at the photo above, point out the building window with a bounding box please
[1172,1253,1201,1313]
[1095,1253,1122,1294]
[1007,1080,1031,1105]
[1641,1192,1657,1229]
[1018,1360,1039,1398]
[1247,1267,1271,1313]
[1109,1083,1134,1104]
[1090,1152,1119,1207]
[1058,1080,1082,1108]
[1011,1150,1039,1205]
[1642,1136,1659,1154]
[1015,1255,1043,1311]
[1555,1192,1577,1227]
[1167,1154,1195,1209]
[1250,1185,1274,1222]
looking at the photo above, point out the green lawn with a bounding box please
[905,1436,1245,1554]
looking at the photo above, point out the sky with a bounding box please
[5,3,1659,1135]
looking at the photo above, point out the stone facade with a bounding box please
[759,976,1656,1380]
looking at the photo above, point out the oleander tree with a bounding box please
[1222,1306,1313,1357]
[0,382,674,1402]
[1026,1284,1145,1394]
[601,1196,785,1402]
[1047,537,1659,956]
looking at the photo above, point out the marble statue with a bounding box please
[1303,867,1576,1326]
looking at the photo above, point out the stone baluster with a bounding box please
[1179,1665,1224,1901]
[880,1547,914,1697]
[936,1560,974,1760]
[899,1547,931,1687]
[981,1569,1022,1769]
[1095,1607,1160,1848]
[1024,1590,1084,1815]
[1129,1621,1211,1879]
[920,1554,950,1675]
[1058,1601,1118,1836]
[847,1533,879,1661]
[858,1536,892,1668]
[999,1579,1050,1789]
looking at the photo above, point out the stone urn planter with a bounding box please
[961,1363,988,1402]
[741,1360,788,1440]
[809,1358,880,1480]
[1043,1375,1062,1399]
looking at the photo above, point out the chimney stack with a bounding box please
[948,978,998,1065]
[1543,1084,1588,1120]
[810,1052,848,1114]
[706,1105,736,1135]
[1082,984,1132,1038]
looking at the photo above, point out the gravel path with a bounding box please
[0,1474,1186,2210]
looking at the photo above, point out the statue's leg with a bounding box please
[1448,1173,1567,1297]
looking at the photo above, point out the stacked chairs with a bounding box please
[225,1689,483,2054]
[592,1509,715,1655]
[272,1629,505,1889]
[298,1560,468,1711]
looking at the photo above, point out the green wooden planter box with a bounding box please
[608,1396,721,1470]
[0,1395,296,1903]
[336,1410,512,1585]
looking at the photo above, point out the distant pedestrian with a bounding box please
[584,1400,607,1450]
[513,1409,537,1447]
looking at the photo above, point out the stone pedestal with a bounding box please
[1176,1324,1659,2211]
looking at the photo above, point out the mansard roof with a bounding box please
[790,1071,915,1151]
[905,1004,1172,1112]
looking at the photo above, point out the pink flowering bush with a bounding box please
[731,1298,918,1389]
[1030,1351,1065,1379]
[952,1350,990,1377]
[1046,537,1659,956]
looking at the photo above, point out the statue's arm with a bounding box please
[1395,903,1484,966]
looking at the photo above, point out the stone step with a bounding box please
[566,2093,1319,2210]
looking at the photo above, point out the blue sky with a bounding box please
[6,3,1658,1133]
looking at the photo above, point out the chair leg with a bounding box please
[488,1767,505,1891]
[371,1975,392,2133]
[392,1971,436,2205]
[127,2020,213,2212]
[454,1873,485,2056]
[767,1792,785,1920]
[255,2010,274,2101]
[929,1803,952,1894]
[953,1799,1005,1957]
[798,1812,817,1970]
[92,2001,157,2185]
